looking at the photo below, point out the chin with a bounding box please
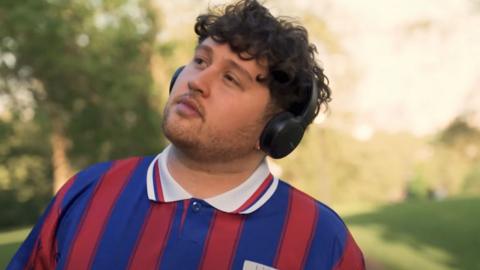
[163,125,198,148]
[170,137,258,163]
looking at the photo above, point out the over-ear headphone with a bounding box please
[169,66,318,159]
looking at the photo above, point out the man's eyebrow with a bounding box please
[195,44,212,56]
[195,43,256,83]
[226,59,254,83]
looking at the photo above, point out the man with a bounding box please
[9,0,365,269]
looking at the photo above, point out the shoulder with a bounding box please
[276,180,365,269]
[57,155,156,209]
[277,180,347,227]
[67,156,149,190]
[276,180,350,245]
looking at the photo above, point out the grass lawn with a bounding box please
[344,196,480,270]
[0,227,30,269]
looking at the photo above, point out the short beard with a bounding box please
[162,108,264,163]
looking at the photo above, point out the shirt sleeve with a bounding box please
[6,175,77,270]
[333,231,366,270]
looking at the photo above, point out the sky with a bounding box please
[324,0,480,136]
[148,0,480,137]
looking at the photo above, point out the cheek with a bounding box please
[170,72,190,97]
[163,98,175,118]
[210,98,268,131]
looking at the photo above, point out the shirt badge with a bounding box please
[243,260,278,270]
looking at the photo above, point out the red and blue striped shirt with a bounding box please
[8,146,364,270]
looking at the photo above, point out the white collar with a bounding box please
[146,145,278,214]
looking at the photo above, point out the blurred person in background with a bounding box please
[8,0,364,269]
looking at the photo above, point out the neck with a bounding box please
[166,145,266,199]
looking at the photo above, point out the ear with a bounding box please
[255,140,261,150]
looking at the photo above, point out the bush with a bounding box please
[0,190,49,230]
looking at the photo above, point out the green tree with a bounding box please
[0,0,166,226]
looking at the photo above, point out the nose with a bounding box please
[187,67,214,97]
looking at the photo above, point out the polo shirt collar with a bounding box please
[146,145,278,214]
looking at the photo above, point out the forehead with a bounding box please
[198,38,268,76]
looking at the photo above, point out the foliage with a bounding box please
[0,0,166,163]
[0,0,166,228]
[275,116,480,205]
[438,117,480,148]
[277,126,425,204]
[7,0,165,161]
[0,116,51,228]
[405,170,429,200]
[463,164,480,194]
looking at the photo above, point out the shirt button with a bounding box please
[191,201,201,212]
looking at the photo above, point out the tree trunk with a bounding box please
[50,120,72,194]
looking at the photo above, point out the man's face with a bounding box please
[162,37,271,162]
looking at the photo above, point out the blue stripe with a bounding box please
[231,181,291,269]
[159,199,215,269]
[90,156,154,269]
[304,202,348,270]
[55,161,114,270]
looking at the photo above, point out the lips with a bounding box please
[175,96,204,118]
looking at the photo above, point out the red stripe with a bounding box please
[153,161,164,202]
[64,157,140,270]
[333,231,365,270]
[26,175,77,270]
[127,203,177,269]
[274,189,318,270]
[199,212,245,270]
[234,174,273,213]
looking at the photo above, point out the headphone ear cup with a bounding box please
[169,66,185,93]
[260,112,305,159]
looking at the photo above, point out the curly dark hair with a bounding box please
[194,0,331,123]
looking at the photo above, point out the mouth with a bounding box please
[174,96,204,118]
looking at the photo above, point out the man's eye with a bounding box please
[224,74,240,86]
[194,57,206,65]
